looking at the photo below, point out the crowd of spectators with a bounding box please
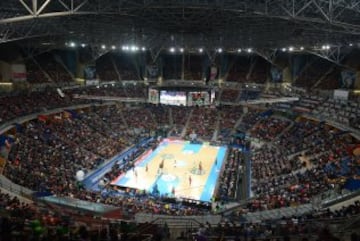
[217,106,244,143]
[34,53,73,83]
[240,107,359,211]
[121,106,157,131]
[168,106,191,137]
[3,104,216,217]
[250,116,290,141]
[277,119,319,155]
[220,89,240,102]
[0,85,360,238]
[237,108,261,132]
[201,200,360,241]
[0,90,89,126]
[147,104,171,127]
[0,188,166,241]
[251,145,294,180]
[216,148,244,201]
[312,98,360,130]
[186,107,218,140]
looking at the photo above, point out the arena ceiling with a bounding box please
[0,0,360,54]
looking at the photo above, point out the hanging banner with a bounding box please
[84,65,98,85]
[270,66,283,82]
[11,64,27,82]
[340,70,356,89]
[209,65,218,81]
[146,65,159,79]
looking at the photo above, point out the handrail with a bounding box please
[0,175,34,198]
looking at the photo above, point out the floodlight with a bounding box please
[101,44,106,49]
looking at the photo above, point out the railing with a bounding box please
[0,175,34,200]
[134,213,221,226]
[37,195,120,214]
[319,189,360,208]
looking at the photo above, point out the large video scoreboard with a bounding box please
[147,87,213,106]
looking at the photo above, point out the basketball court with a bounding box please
[111,139,227,202]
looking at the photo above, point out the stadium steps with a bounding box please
[312,65,336,89]
[293,57,318,84]
[273,116,294,140]
[181,109,194,138]
[246,57,256,81]
[211,112,222,141]
[231,113,245,135]
[31,56,53,82]
[53,54,75,80]
[241,204,314,222]
[110,54,121,81]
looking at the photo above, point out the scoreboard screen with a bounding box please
[160,91,187,106]
[148,88,159,104]
[188,91,210,106]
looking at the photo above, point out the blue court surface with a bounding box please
[111,139,227,202]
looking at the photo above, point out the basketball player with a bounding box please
[134,169,138,180]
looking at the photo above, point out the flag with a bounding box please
[209,66,218,81]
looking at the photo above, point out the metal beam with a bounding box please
[0,0,359,47]
[19,0,34,15]
[306,46,352,69]
[32,0,38,15]
[37,0,52,15]
[255,49,279,67]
